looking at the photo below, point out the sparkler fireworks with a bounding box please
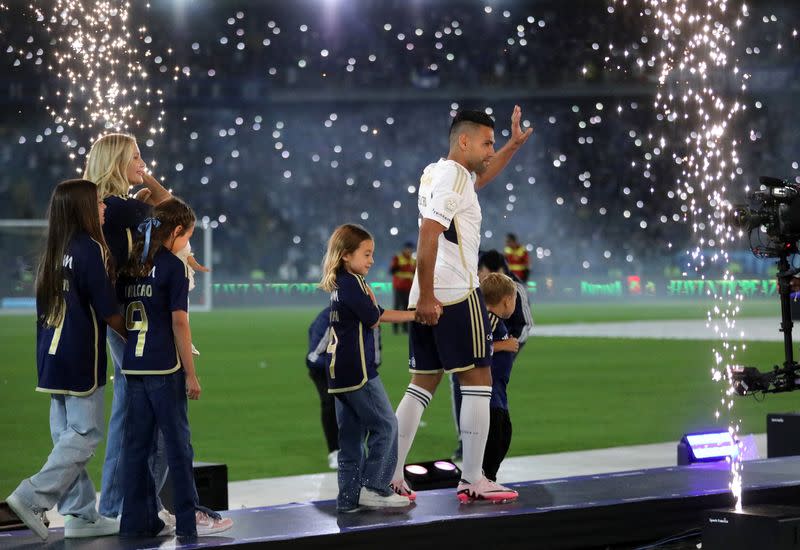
[612,0,751,509]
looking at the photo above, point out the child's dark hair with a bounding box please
[126,197,195,277]
[478,249,510,274]
[36,179,112,327]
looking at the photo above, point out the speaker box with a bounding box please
[703,506,800,550]
[768,413,800,458]
[160,461,228,513]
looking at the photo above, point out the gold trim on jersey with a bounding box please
[355,274,370,295]
[449,363,477,373]
[467,292,478,358]
[327,323,369,394]
[36,304,100,397]
[48,317,64,355]
[175,342,183,371]
[408,363,476,375]
[126,228,133,260]
[122,364,182,376]
[328,327,338,379]
[90,237,108,265]
[452,170,468,195]
[478,294,486,356]
[468,292,486,357]
[489,313,500,332]
[122,333,184,376]
[451,215,474,290]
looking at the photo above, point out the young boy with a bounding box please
[454,272,519,481]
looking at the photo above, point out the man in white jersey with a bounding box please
[392,107,532,502]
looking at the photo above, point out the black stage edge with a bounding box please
[5,456,800,550]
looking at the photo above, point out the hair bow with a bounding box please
[137,217,161,263]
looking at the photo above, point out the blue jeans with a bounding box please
[12,388,104,520]
[334,376,398,511]
[120,370,198,537]
[99,328,168,517]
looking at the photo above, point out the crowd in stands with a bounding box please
[1,0,798,289]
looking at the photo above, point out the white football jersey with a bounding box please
[409,158,482,306]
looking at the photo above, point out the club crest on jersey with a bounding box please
[445,198,457,213]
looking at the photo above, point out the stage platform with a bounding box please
[4,456,800,550]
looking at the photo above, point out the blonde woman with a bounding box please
[83,134,172,523]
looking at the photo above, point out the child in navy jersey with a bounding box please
[6,179,126,541]
[117,198,232,538]
[453,272,519,480]
[319,224,417,512]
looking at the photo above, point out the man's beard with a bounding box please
[470,158,489,175]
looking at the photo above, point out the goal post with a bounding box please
[0,219,214,313]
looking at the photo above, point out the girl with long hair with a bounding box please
[319,223,416,512]
[117,198,232,538]
[6,180,125,540]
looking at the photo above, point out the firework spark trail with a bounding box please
[613,0,749,510]
[20,0,181,166]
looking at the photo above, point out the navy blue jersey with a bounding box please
[488,312,514,410]
[36,232,118,395]
[505,277,533,343]
[307,307,331,370]
[102,195,151,269]
[326,270,384,393]
[118,248,189,375]
[307,306,382,370]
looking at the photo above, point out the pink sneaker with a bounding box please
[390,479,417,501]
[457,478,518,503]
[195,511,233,536]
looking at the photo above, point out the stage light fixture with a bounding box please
[677,431,739,466]
[403,459,462,491]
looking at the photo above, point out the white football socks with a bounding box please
[458,386,492,483]
[393,384,433,481]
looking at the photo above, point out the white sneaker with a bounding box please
[358,487,411,508]
[191,343,200,356]
[456,477,519,503]
[158,509,176,528]
[157,521,176,537]
[196,511,233,536]
[328,450,339,470]
[64,515,120,538]
[6,493,48,540]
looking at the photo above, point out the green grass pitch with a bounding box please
[0,299,792,498]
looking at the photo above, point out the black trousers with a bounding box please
[393,288,410,333]
[309,369,339,453]
[483,407,512,482]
